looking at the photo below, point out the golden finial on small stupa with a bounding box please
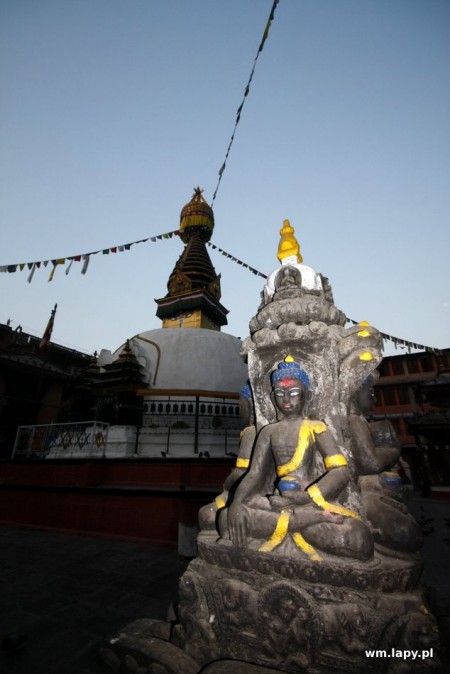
[276,219,303,264]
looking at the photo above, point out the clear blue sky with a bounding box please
[1,0,449,356]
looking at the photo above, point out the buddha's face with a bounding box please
[273,378,306,417]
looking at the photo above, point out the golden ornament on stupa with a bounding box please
[179,187,214,243]
[276,219,303,264]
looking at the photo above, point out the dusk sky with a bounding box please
[1,0,449,357]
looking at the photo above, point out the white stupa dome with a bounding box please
[107,328,247,392]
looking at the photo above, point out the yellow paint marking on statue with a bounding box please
[277,420,327,478]
[359,351,374,361]
[292,532,322,562]
[259,509,290,552]
[324,454,348,470]
[215,495,226,509]
[358,329,371,338]
[307,485,361,520]
[236,458,250,469]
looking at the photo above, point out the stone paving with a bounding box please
[0,494,449,673]
[0,528,188,674]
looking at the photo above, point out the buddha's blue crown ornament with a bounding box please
[271,355,311,389]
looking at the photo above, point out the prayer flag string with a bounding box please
[0,228,440,353]
[0,230,180,282]
[211,0,280,205]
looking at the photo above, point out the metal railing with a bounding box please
[12,421,110,459]
[138,425,241,457]
[143,399,240,417]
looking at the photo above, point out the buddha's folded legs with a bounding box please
[298,518,374,561]
[362,493,423,553]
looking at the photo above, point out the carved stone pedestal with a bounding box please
[98,535,441,674]
[169,533,440,673]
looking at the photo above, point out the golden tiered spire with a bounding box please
[276,219,303,264]
[155,188,228,330]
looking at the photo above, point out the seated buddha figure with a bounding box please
[227,357,373,561]
[199,383,256,532]
[349,376,422,554]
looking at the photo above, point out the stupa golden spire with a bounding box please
[155,188,228,330]
[276,219,303,264]
[179,187,214,243]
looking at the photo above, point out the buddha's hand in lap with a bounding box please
[269,491,310,510]
[228,502,248,547]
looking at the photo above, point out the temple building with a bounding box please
[373,347,450,497]
[12,188,247,460]
[102,188,247,457]
[0,322,90,458]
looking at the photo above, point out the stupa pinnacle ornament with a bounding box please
[256,219,345,331]
[277,219,303,264]
[179,186,215,244]
[155,188,228,330]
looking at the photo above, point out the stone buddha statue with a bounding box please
[349,375,422,554]
[198,383,256,532]
[226,356,373,561]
